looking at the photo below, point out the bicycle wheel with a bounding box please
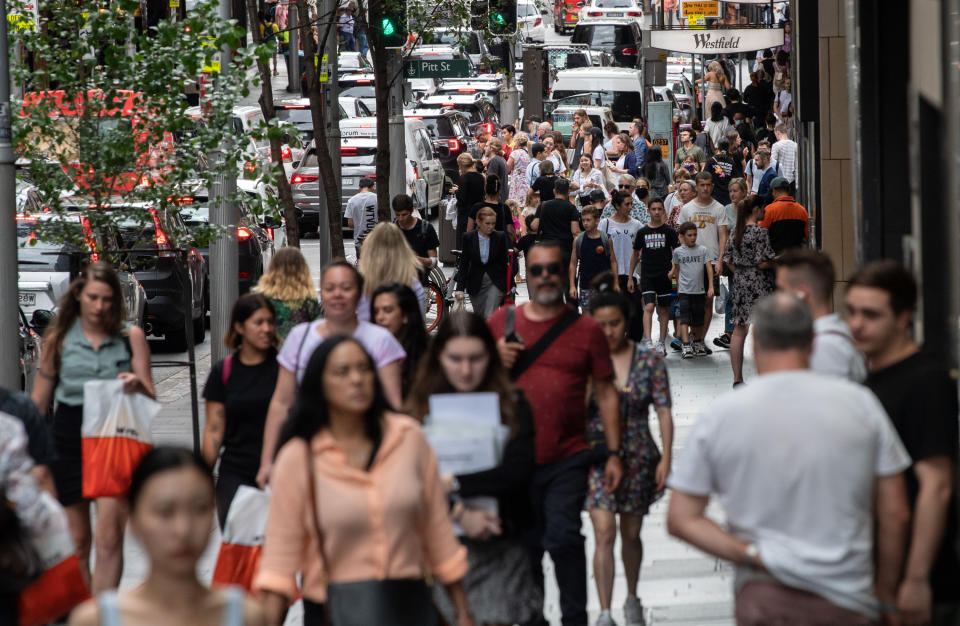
[423,280,445,332]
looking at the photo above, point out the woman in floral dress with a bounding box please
[722,194,776,386]
[507,132,531,204]
[252,247,321,342]
[584,275,674,626]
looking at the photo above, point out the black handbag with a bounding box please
[0,489,44,593]
[304,446,441,626]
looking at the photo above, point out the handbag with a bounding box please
[304,447,440,626]
[0,491,43,593]
[601,159,619,192]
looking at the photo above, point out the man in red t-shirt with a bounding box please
[488,241,623,626]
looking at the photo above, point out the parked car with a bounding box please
[570,19,643,68]
[553,0,583,34]
[549,103,616,143]
[518,0,547,42]
[580,0,642,23]
[18,306,40,393]
[419,28,492,71]
[185,105,294,178]
[435,77,503,110]
[650,85,692,124]
[290,136,377,233]
[549,67,644,129]
[405,108,480,180]
[337,51,372,74]
[338,72,377,112]
[418,94,501,137]
[237,178,289,250]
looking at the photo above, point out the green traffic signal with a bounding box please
[491,12,505,24]
[381,17,396,36]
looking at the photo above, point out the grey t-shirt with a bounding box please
[485,156,509,204]
[668,370,910,619]
[345,191,378,250]
[672,244,713,294]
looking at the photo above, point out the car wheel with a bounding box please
[165,326,188,352]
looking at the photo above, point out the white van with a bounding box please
[339,117,445,212]
[549,67,644,131]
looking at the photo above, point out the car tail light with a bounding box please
[80,217,99,263]
[291,173,318,184]
[239,271,251,278]
[627,10,641,16]
[408,116,424,119]
[356,79,371,84]
[281,146,292,161]
[484,122,494,134]
[15,215,36,222]
[282,103,307,108]
[586,10,601,16]
[534,17,542,25]
[341,146,357,155]
[265,227,274,240]
[458,88,476,93]
[149,208,176,258]
[622,47,638,54]
[237,227,252,241]
[448,138,460,151]
[443,102,456,106]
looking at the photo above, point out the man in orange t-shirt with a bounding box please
[760,177,809,253]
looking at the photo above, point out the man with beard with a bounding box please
[488,241,623,626]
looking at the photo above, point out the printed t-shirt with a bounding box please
[597,217,642,276]
[635,223,680,280]
[488,305,613,465]
[672,244,712,294]
[678,199,726,261]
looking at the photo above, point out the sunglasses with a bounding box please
[618,184,632,189]
[528,262,564,277]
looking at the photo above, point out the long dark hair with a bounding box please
[733,195,764,249]
[276,336,388,455]
[610,189,632,211]
[404,311,517,430]
[223,293,277,349]
[129,447,213,509]
[370,283,427,396]
[642,147,663,183]
[588,271,631,320]
[710,101,724,122]
[484,173,501,199]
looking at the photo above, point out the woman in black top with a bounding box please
[405,311,541,626]
[467,174,516,242]
[642,146,672,200]
[370,282,428,401]
[454,152,485,250]
[530,158,557,202]
[202,293,279,530]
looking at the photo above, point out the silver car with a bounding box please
[290,137,377,234]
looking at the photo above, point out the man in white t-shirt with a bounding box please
[677,171,727,347]
[775,249,866,382]
[667,293,911,623]
[345,177,378,257]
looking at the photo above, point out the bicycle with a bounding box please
[422,249,467,332]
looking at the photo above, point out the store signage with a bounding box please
[648,28,784,54]
[681,1,719,17]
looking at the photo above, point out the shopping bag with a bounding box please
[81,379,162,499]
[714,278,728,314]
[18,493,91,626]
[212,486,270,591]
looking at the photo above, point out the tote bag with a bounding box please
[212,486,271,591]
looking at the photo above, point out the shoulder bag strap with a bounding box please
[510,308,580,381]
[221,354,233,387]
[504,305,515,341]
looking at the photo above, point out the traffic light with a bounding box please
[487,0,517,35]
[379,0,407,47]
[470,0,488,31]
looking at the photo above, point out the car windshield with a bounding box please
[180,204,211,228]
[341,86,375,98]
[423,31,481,54]
[16,224,74,271]
[548,49,590,70]
[571,25,631,49]
[419,117,452,139]
[276,108,312,125]
[552,90,640,122]
[518,4,537,17]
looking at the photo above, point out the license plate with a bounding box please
[343,177,356,187]
[18,292,35,306]
[608,11,623,16]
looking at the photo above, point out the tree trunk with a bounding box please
[247,0,301,248]
[367,0,393,222]
[296,0,345,258]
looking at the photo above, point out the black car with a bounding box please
[406,109,481,180]
[117,205,208,350]
[571,20,643,68]
[178,191,279,296]
[418,95,501,138]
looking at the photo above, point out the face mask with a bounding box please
[637,187,649,200]
[684,164,695,172]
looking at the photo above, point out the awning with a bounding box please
[648,28,784,54]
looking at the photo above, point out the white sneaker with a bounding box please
[655,339,667,357]
[595,611,618,626]
[623,596,646,626]
[640,337,654,349]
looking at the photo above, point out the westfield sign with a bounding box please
[647,28,784,54]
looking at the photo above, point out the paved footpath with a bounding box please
[117,238,752,624]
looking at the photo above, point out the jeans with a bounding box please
[357,32,369,56]
[724,277,735,334]
[341,31,355,51]
[525,450,591,626]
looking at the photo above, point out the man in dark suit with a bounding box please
[456,206,510,319]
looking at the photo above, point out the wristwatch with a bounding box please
[449,476,461,494]
[744,543,760,568]
[608,448,622,459]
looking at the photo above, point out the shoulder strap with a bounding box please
[222,354,233,387]
[574,232,584,259]
[294,322,312,379]
[504,305,515,341]
[510,308,580,381]
[597,228,610,255]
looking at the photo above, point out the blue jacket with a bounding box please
[620,151,639,179]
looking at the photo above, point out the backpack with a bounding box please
[575,229,611,261]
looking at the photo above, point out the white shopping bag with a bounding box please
[81,379,162,499]
[212,486,271,590]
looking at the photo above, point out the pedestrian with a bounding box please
[0,383,56,494]
[745,141,776,195]
[256,337,474,625]
[259,7,280,76]
[532,177,581,262]
[355,8,369,56]
[484,138,510,204]
[508,132,531,204]
[256,261,405,487]
[599,190,644,339]
[456,206,511,319]
[629,118,648,168]
[678,171,727,344]
[370,282,427,399]
[664,174,693,229]
[252,247,321,342]
[549,131,571,175]
[674,128,706,171]
[587,126,606,170]
[754,149,780,204]
[723,89,751,126]
[488,241,623,626]
[602,120,620,154]
[454,153,485,250]
[357,221,426,318]
[337,4,355,51]
[774,77,794,129]
[666,293,912,625]
[690,118,714,158]
[670,222,714,358]
[608,133,639,180]
[570,154,605,206]
[69,447,267,626]
[759,176,808,253]
[585,274,673,626]
[202,293,278,530]
[569,204,617,311]
[526,142,545,184]
[847,261,960,623]
[698,61,730,118]
[536,121,552,143]
[772,49,790,94]
[531,159,557,202]
[394,193,440,269]
[601,174,648,223]
[641,146,671,200]
[712,177,748,351]
[628,196,680,356]
[568,109,589,152]
[774,249,866,381]
[521,187,541,234]
[468,174,516,242]
[500,125,516,159]
[770,123,797,189]
[755,113,777,145]
[704,102,731,150]
[30,262,155,593]
[345,176,377,257]
[722,195,776,384]
[405,311,543,626]
[705,138,737,206]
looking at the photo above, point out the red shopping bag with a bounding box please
[212,486,270,591]
[19,493,91,626]
[81,379,162,499]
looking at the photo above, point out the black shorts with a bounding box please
[640,274,673,308]
[677,293,706,327]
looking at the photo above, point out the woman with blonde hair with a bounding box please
[698,61,730,119]
[357,222,425,321]
[252,247,320,342]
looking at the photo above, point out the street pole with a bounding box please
[317,0,338,265]
[501,44,519,126]
[210,0,238,364]
[388,49,405,207]
[288,0,300,93]
[0,0,18,390]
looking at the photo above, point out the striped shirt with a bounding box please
[771,139,798,183]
